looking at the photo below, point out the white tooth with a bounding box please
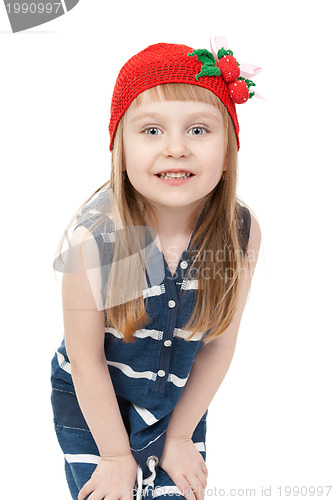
[159,171,191,179]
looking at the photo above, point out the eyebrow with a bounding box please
[129,111,221,123]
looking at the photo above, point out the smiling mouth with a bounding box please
[156,172,194,179]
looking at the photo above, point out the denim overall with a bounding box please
[50,189,251,499]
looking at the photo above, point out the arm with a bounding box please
[167,213,261,439]
[159,214,261,500]
[63,225,131,458]
[62,226,137,500]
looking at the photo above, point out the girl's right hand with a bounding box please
[78,452,138,500]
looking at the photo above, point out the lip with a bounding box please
[155,168,194,175]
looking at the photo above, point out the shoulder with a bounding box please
[74,186,115,236]
[71,187,116,264]
[71,224,96,245]
[67,185,115,266]
[63,224,101,278]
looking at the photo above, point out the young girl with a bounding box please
[51,40,262,500]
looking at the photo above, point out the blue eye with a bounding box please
[189,127,207,135]
[144,127,162,135]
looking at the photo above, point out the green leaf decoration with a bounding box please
[217,47,234,59]
[239,77,256,88]
[239,77,256,99]
[188,49,216,66]
[194,65,221,81]
[217,48,240,66]
[188,49,221,81]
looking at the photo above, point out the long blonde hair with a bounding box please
[56,83,253,345]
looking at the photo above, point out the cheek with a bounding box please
[204,146,225,186]
[123,137,139,170]
[205,148,225,175]
[212,141,226,171]
[124,137,151,164]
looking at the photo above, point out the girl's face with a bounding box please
[122,91,226,214]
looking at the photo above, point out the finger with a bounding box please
[174,474,203,500]
[183,483,194,500]
[78,481,94,500]
[201,462,208,476]
[181,479,200,500]
[186,476,205,500]
[174,478,193,500]
[195,470,208,488]
[84,490,101,500]
[195,473,207,500]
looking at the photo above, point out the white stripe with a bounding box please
[88,209,102,216]
[107,360,156,381]
[131,429,167,452]
[143,284,165,298]
[174,328,204,342]
[108,362,188,387]
[101,231,115,243]
[193,441,206,452]
[56,351,71,374]
[105,327,163,341]
[167,373,189,388]
[105,327,124,338]
[153,486,183,497]
[65,453,100,465]
[132,403,158,426]
[182,279,198,290]
[58,348,189,388]
[135,329,163,340]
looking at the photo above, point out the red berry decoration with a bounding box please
[218,55,240,83]
[228,79,249,104]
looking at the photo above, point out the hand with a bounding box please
[78,452,138,500]
[159,436,208,500]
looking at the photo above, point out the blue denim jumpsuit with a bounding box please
[50,189,251,499]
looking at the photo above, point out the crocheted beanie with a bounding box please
[108,42,241,151]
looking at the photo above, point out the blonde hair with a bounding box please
[56,83,253,345]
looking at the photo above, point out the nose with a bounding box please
[162,132,190,159]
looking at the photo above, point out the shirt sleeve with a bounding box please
[72,188,116,308]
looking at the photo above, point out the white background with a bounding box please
[1,0,332,498]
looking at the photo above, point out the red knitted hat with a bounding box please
[108,42,255,151]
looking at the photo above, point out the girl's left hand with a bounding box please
[159,436,208,500]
